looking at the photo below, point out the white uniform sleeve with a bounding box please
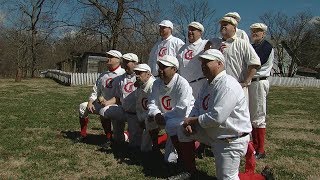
[148,80,162,117]
[189,87,202,117]
[89,74,103,101]
[176,39,185,53]
[148,45,158,76]
[198,87,238,128]
[244,41,261,67]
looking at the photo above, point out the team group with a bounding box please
[76,11,274,180]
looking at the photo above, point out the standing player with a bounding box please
[177,21,208,98]
[249,23,274,159]
[77,50,125,144]
[210,16,260,95]
[224,12,250,43]
[148,20,184,76]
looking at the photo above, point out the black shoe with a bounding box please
[255,152,266,159]
[167,172,191,180]
[74,135,86,143]
[261,166,275,180]
[99,139,111,150]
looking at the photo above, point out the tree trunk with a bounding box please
[15,67,22,82]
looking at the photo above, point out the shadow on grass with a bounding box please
[60,130,107,146]
[60,130,215,179]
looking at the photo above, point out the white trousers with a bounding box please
[178,124,249,180]
[248,80,269,128]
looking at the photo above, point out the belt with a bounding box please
[189,77,206,83]
[252,77,268,81]
[218,133,249,143]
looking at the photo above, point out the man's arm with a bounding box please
[241,65,259,87]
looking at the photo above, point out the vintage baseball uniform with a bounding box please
[136,76,156,152]
[236,28,250,43]
[178,70,252,180]
[148,73,194,136]
[210,35,260,83]
[148,35,184,76]
[249,40,274,128]
[79,66,125,118]
[177,38,208,97]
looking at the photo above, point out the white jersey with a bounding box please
[210,35,260,82]
[148,73,194,120]
[89,66,125,101]
[236,28,250,43]
[148,35,185,76]
[177,38,208,97]
[177,38,208,82]
[190,70,252,139]
[136,76,156,122]
[113,73,137,113]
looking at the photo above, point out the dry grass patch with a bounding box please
[272,129,320,142]
[273,157,319,175]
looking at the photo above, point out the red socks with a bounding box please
[79,117,89,137]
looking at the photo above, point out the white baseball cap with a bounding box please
[134,64,151,72]
[199,49,225,64]
[122,53,139,62]
[159,20,173,29]
[188,21,204,32]
[224,12,241,22]
[106,50,122,58]
[158,55,179,69]
[220,16,238,27]
[250,23,268,32]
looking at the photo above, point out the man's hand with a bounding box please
[240,82,249,88]
[154,113,165,126]
[182,117,199,136]
[87,101,95,113]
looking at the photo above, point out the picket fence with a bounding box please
[43,69,320,88]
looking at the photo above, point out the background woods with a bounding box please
[0,0,319,81]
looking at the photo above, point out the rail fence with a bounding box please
[43,69,320,88]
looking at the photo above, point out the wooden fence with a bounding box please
[43,69,100,86]
[43,69,320,88]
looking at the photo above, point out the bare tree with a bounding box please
[260,11,317,77]
[171,0,216,42]
[1,0,64,80]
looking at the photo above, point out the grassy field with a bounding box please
[0,78,319,179]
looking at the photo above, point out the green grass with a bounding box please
[0,78,319,179]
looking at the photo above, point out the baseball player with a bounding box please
[177,21,208,98]
[77,50,125,145]
[249,23,274,159]
[175,49,252,180]
[148,20,185,76]
[99,53,142,151]
[224,12,250,43]
[148,55,194,172]
[210,16,260,96]
[133,64,156,152]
